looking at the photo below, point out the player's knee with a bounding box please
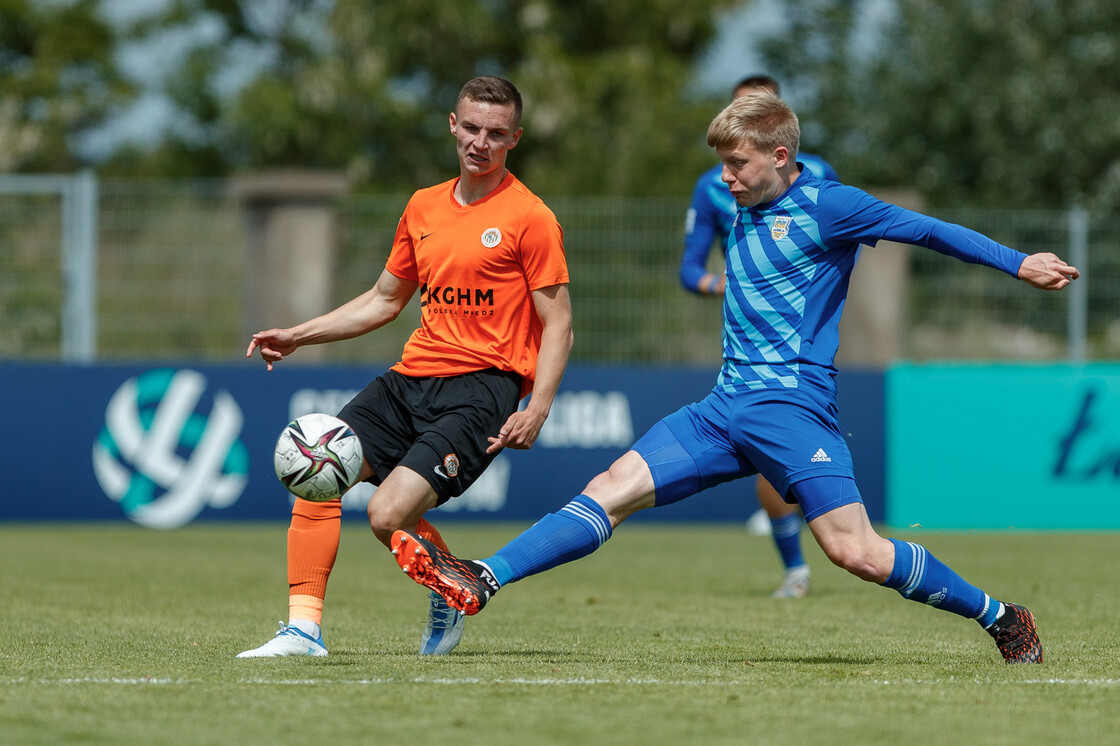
[820,537,883,582]
[582,468,616,497]
[366,501,401,544]
[581,453,654,525]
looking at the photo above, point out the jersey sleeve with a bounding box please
[819,183,1027,277]
[518,201,568,290]
[384,200,419,281]
[680,175,721,293]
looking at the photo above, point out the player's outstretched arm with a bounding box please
[1017,252,1080,290]
[246,268,418,371]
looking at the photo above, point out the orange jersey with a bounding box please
[385,172,568,395]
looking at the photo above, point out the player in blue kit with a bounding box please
[683,75,837,296]
[392,91,1078,663]
[682,74,838,598]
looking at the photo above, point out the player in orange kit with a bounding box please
[239,76,572,657]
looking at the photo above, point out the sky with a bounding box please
[697,0,893,106]
[79,0,273,158]
[696,0,787,94]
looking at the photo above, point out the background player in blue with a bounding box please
[681,74,837,599]
[394,90,1079,663]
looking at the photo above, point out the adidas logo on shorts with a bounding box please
[810,448,831,462]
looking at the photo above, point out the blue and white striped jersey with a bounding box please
[717,172,1027,397]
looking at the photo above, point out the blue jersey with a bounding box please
[718,171,1027,398]
[681,154,838,292]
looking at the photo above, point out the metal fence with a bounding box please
[2,175,1118,365]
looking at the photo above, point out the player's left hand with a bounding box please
[1018,252,1080,290]
[487,408,548,454]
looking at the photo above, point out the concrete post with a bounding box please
[232,171,349,361]
[836,190,921,367]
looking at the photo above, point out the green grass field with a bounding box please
[1,522,1117,745]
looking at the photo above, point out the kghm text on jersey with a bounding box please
[420,284,495,308]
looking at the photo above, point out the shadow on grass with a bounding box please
[744,653,889,665]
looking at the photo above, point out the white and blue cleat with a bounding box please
[236,622,328,658]
[420,590,465,655]
[771,565,811,598]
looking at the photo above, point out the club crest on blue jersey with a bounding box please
[770,216,793,240]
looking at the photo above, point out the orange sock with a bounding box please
[289,594,323,626]
[286,498,341,625]
[415,516,449,552]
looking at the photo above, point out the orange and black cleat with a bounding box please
[986,603,1043,664]
[392,530,500,615]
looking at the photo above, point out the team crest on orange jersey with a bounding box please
[770,216,793,240]
[481,227,502,247]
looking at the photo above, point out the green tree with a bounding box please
[101,0,336,178]
[108,0,736,195]
[0,0,131,172]
[759,0,1120,210]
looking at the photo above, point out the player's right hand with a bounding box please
[246,329,297,371]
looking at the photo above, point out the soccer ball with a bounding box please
[273,413,363,502]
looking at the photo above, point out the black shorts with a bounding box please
[338,368,522,505]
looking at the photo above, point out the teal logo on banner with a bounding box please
[886,364,1120,529]
[92,369,250,529]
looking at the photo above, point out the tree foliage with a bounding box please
[10,0,1116,209]
[0,0,131,172]
[100,0,735,196]
[759,0,1120,210]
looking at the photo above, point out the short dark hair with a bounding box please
[456,76,523,129]
[732,74,780,98]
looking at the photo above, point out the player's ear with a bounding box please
[508,127,523,149]
[449,112,458,134]
[773,146,790,169]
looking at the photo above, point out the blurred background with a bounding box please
[2,0,1119,529]
[3,0,1119,364]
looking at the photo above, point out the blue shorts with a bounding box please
[632,386,862,522]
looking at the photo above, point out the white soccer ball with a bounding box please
[273,413,363,502]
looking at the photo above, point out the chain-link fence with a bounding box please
[99,180,245,360]
[2,176,1117,365]
[0,189,65,358]
[904,207,1113,361]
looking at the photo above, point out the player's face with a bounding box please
[716,141,788,207]
[450,98,522,178]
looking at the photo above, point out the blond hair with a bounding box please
[706,91,799,157]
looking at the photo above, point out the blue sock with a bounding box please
[770,513,805,570]
[481,495,613,585]
[882,538,1000,627]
